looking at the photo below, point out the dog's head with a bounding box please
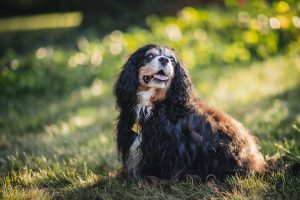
[137,45,176,89]
[114,44,191,110]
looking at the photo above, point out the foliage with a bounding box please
[0,0,300,96]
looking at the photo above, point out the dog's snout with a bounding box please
[158,57,169,65]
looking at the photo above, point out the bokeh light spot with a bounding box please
[11,59,19,70]
[275,1,290,13]
[165,24,182,41]
[292,16,300,29]
[77,36,89,51]
[193,29,207,41]
[270,17,281,29]
[36,47,47,59]
[110,42,123,55]
[91,79,103,97]
[111,30,123,42]
[90,52,102,66]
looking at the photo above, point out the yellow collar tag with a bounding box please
[131,123,140,134]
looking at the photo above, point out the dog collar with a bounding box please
[131,123,140,134]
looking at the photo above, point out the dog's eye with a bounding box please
[146,54,154,59]
[170,57,175,63]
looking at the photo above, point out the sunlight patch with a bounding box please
[0,12,82,32]
[201,56,300,109]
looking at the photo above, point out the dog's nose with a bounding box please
[158,57,169,65]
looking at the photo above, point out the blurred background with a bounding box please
[0,0,300,199]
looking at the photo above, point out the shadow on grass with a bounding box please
[0,85,113,134]
[52,175,221,200]
[0,82,120,176]
[7,79,296,200]
[50,169,300,200]
[58,81,300,199]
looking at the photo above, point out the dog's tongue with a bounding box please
[154,74,169,81]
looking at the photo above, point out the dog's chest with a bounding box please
[126,122,144,177]
[135,90,154,121]
[126,90,155,177]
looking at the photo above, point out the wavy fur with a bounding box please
[114,44,266,181]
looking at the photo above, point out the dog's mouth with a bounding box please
[143,70,169,83]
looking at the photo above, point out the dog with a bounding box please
[114,44,266,181]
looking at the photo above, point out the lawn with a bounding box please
[1,3,300,199]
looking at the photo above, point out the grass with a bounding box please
[0,53,300,199]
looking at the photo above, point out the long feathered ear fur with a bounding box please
[114,44,158,110]
[114,58,138,110]
[166,59,192,107]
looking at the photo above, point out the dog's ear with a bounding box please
[167,59,192,106]
[114,56,139,110]
[114,44,157,110]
